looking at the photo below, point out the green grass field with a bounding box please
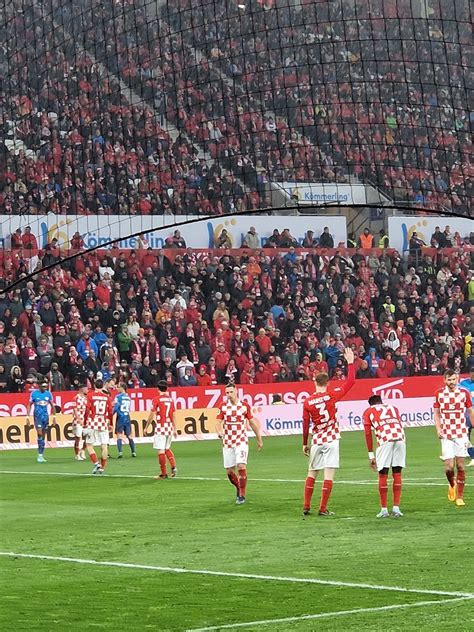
[1,427,473,631]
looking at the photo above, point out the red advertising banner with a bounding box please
[0,376,450,449]
[0,375,446,419]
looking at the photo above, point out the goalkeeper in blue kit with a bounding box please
[26,381,56,463]
[113,384,136,458]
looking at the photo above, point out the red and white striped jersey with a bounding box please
[363,404,405,447]
[217,400,252,448]
[73,392,88,426]
[84,390,113,431]
[152,393,175,436]
[433,386,472,440]
[302,365,355,446]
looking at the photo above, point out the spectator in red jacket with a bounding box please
[255,363,273,384]
[255,328,272,356]
[21,226,38,251]
[375,353,395,378]
[196,365,212,386]
[212,343,230,383]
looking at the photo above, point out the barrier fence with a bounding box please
[0,376,446,449]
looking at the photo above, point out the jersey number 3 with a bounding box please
[314,402,330,423]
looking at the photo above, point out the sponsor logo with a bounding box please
[372,379,404,399]
[265,417,303,431]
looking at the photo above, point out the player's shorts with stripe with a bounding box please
[223,444,248,468]
[153,434,173,450]
[34,418,49,430]
[376,440,406,471]
[115,421,132,435]
[86,429,110,446]
[309,440,339,471]
[441,437,469,460]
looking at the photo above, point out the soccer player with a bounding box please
[363,395,406,518]
[302,348,355,516]
[84,379,114,475]
[26,380,56,463]
[113,383,136,458]
[72,383,88,461]
[145,381,177,479]
[434,369,474,507]
[216,382,263,505]
[459,368,474,466]
[104,376,119,401]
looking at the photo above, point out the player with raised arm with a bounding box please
[84,379,114,475]
[145,381,177,479]
[216,382,263,505]
[26,380,56,463]
[302,348,355,516]
[363,395,406,518]
[72,383,88,461]
[434,369,474,507]
[113,383,136,458]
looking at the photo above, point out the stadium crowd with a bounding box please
[165,0,472,215]
[0,1,247,217]
[0,222,472,393]
[0,0,471,216]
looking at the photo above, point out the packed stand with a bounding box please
[0,223,472,392]
[0,1,244,216]
[1,0,471,216]
[165,0,472,215]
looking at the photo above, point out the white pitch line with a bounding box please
[186,597,473,631]
[0,470,448,485]
[0,552,473,599]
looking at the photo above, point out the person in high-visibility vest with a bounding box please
[347,232,357,248]
[359,228,374,248]
[378,230,389,248]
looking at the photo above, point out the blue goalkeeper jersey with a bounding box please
[114,392,132,424]
[459,378,474,396]
[30,389,53,423]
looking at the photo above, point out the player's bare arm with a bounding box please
[49,403,56,425]
[249,417,263,450]
[215,418,223,439]
[433,408,443,438]
[362,410,376,470]
[144,411,155,432]
[171,412,178,438]
[468,407,474,427]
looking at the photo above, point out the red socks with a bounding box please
[100,458,107,470]
[227,471,239,490]
[74,439,80,455]
[378,473,388,508]
[89,452,98,464]
[165,449,176,469]
[456,470,465,499]
[319,480,333,513]
[303,477,315,510]
[158,453,167,476]
[238,468,247,497]
[446,469,455,487]
[392,472,402,506]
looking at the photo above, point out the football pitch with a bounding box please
[1,427,473,631]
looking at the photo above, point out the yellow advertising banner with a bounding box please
[0,409,222,449]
